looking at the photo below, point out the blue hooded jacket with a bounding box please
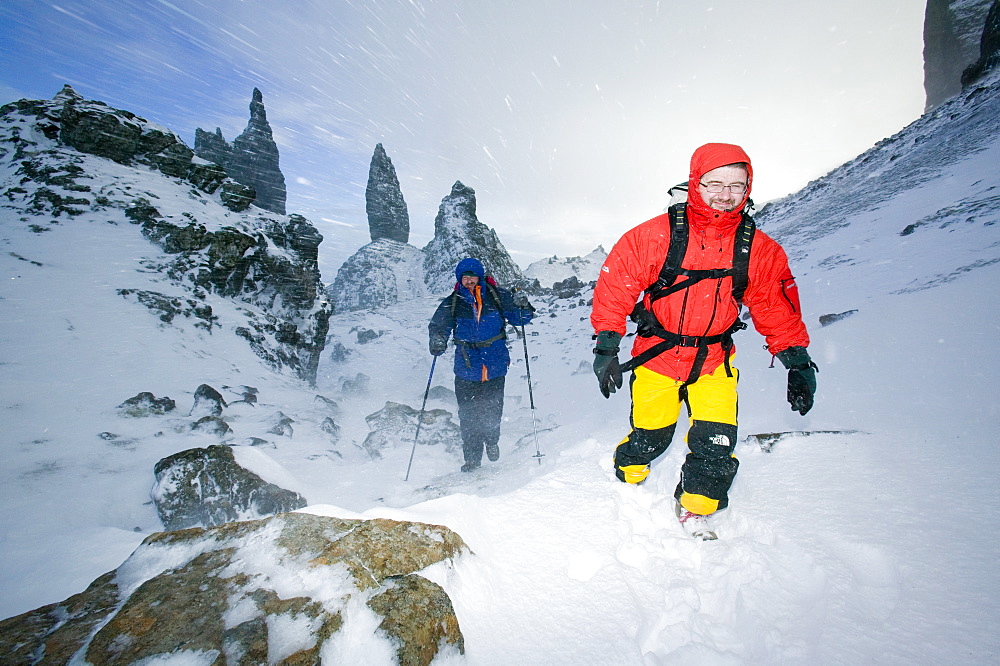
[428,258,534,382]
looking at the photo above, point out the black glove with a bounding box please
[593,330,623,399]
[776,346,818,415]
[512,289,533,311]
[429,336,447,356]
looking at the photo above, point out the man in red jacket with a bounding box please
[590,143,817,539]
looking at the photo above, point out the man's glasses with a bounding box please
[699,181,747,195]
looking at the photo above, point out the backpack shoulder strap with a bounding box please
[731,212,756,303]
[645,204,689,303]
[663,203,688,286]
[483,280,507,328]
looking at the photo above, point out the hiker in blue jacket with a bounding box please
[429,258,535,472]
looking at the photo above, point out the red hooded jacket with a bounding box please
[591,143,809,381]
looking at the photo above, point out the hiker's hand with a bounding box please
[429,336,447,356]
[776,346,818,415]
[512,290,533,310]
[593,331,623,398]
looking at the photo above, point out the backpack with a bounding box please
[619,202,756,384]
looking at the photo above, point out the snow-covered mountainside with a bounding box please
[523,245,607,288]
[0,87,330,383]
[756,71,1000,297]
[1,71,999,662]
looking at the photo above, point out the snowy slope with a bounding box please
[2,77,1000,662]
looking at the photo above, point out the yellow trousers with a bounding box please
[614,362,740,515]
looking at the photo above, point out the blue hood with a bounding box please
[454,257,485,282]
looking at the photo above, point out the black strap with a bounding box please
[619,315,746,376]
[455,333,505,349]
[646,203,756,305]
[450,281,507,324]
[618,202,756,378]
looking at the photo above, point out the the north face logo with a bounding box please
[710,434,730,447]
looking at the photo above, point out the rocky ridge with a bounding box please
[0,86,330,384]
[524,245,607,289]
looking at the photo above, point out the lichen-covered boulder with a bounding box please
[0,513,468,664]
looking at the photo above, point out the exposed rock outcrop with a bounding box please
[422,181,524,293]
[151,444,307,530]
[327,144,426,312]
[362,401,462,459]
[194,88,287,215]
[367,143,409,242]
[0,512,467,664]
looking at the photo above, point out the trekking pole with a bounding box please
[404,356,437,481]
[519,323,544,464]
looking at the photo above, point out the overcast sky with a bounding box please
[0,0,926,270]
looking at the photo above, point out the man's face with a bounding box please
[698,165,749,212]
[461,274,479,289]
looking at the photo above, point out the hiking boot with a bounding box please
[486,443,500,462]
[461,461,480,473]
[674,501,718,541]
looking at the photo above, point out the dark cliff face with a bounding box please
[366,143,410,243]
[924,0,996,109]
[194,88,287,215]
[962,0,1000,85]
[0,86,330,384]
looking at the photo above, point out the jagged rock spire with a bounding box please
[52,84,82,103]
[193,88,287,215]
[230,88,286,215]
[421,181,523,293]
[366,143,409,243]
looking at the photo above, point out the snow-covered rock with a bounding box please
[524,245,607,288]
[0,512,467,664]
[422,181,523,293]
[151,444,307,530]
[361,401,462,459]
[327,238,427,312]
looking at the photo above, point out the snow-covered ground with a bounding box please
[2,87,1000,662]
[3,213,999,662]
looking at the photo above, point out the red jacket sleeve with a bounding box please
[743,230,810,354]
[591,215,672,335]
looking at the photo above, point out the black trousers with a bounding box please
[454,376,505,465]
